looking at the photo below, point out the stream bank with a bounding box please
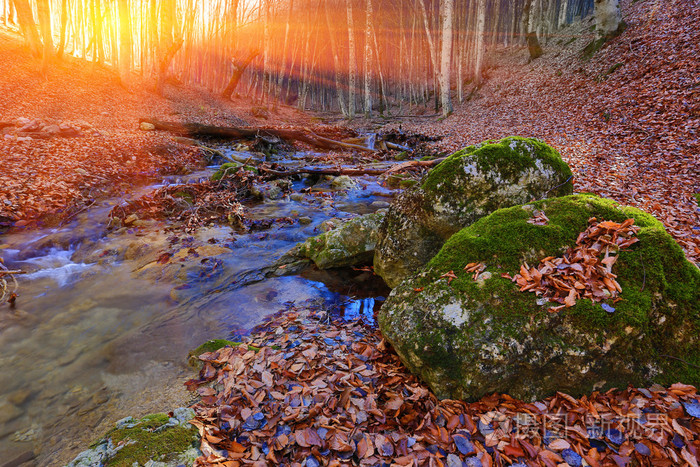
[0,141,409,465]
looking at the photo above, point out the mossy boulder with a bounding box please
[67,408,200,467]
[293,211,386,269]
[374,137,573,288]
[378,194,700,401]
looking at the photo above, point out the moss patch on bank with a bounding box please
[104,413,198,467]
[69,409,200,467]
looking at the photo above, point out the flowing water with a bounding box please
[0,153,396,465]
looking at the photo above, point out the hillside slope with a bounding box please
[388,0,699,264]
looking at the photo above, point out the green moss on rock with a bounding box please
[293,211,386,269]
[378,194,700,401]
[211,162,241,181]
[68,409,200,467]
[374,136,573,288]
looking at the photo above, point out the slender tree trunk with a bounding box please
[370,14,387,115]
[417,0,438,110]
[36,0,53,73]
[363,0,372,117]
[325,0,347,116]
[221,49,260,99]
[91,0,103,63]
[346,0,356,118]
[117,0,131,83]
[56,0,68,58]
[156,0,182,95]
[473,0,486,85]
[262,0,271,104]
[558,0,569,28]
[276,0,292,107]
[439,0,454,116]
[12,0,41,56]
[522,0,542,60]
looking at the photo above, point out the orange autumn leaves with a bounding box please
[511,217,640,312]
[445,217,641,313]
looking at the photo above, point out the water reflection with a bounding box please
[0,155,396,464]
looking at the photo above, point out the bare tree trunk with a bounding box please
[221,49,260,100]
[558,0,569,28]
[12,0,41,56]
[439,0,454,116]
[91,0,103,63]
[117,0,131,83]
[156,0,182,95]
[346,0,356,118]
[417,0,438,110]
[522,0,542,60]
[262,0,271,104]
[363,0,372,117]
[371,15,387,115]
[276,0,293,107]
[473,0,486,85]
[56,0,68,58]
[36,0,53,73]
[594,0,621,38]
[325,0,347,116]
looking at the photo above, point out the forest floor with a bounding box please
[0,29,320,230]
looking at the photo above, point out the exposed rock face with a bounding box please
[374,137,573,288]
[293,211,386,269]
[378,195,700,401]
[594,0,621,38]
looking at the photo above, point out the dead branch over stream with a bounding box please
[258,158,446,178]
[139,118,376,152]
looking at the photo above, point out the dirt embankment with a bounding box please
[0,30,315,230]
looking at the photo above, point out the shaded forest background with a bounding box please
[1,0,595,116]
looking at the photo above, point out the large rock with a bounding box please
[374,136,573,288]
[378,195,700,401]
[293,211,385,269]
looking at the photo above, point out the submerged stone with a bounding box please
[292,211,386,269]
[378,194,700,401]
[374,136,573,288]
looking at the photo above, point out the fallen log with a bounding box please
[138,118,375,153]
[258,157,446,179]
[383,157,446,175]
[259,166,388,177]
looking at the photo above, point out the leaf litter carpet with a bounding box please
[186,309,700,467]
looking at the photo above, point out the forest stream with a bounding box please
[0,147,396,465]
